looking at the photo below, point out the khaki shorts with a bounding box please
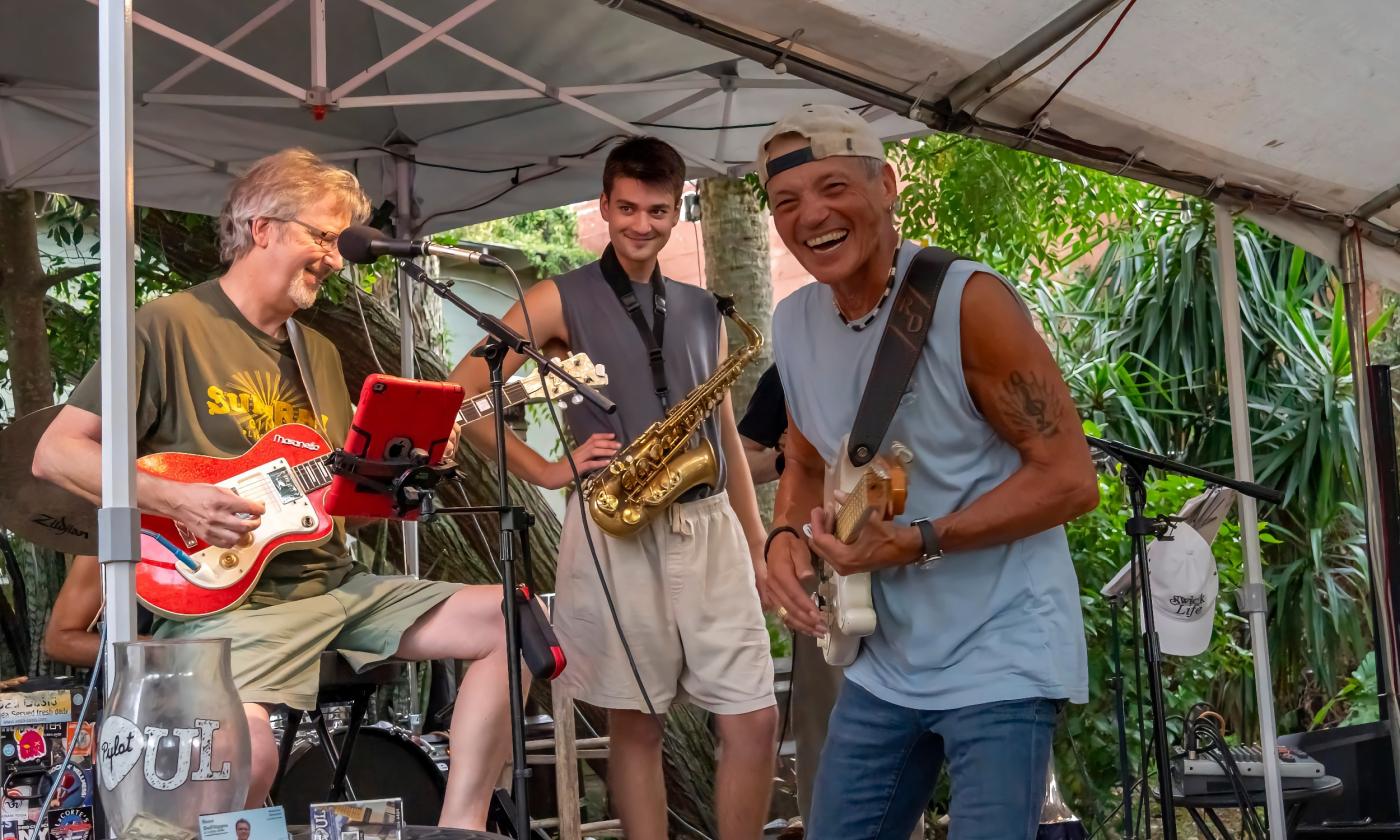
[154,573,461,710]
[553,491,775,715]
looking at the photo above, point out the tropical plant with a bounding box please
[446,207,594,277]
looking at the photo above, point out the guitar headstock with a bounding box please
[518,353,609,403]
[833,450,910,544]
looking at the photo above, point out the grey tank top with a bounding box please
[556,259,727,494]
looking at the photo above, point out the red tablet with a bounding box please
[324,373,464,520]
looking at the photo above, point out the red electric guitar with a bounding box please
[137,354,607,619]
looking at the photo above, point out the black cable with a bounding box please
[415,135,624,232]
[1088,777,1146,839]
[1028,0,1139,122]
[32,622,105,835]
[368,145,533,176]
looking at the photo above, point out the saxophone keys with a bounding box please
[622,507,642,526]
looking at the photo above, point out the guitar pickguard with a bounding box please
[172,458,321,591]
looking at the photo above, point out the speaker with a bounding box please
[1281,721,1400,833]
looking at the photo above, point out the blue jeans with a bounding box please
[808,680,1059,840]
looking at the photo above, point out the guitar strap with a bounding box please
[286,319,324,431]
[846,245,962,467]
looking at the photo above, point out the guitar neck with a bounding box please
[292,453,335,492]
[458,380,537,425]
[834,479,872,544]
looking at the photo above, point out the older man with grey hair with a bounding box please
[760,106,1098,839]
[34,149,515,830]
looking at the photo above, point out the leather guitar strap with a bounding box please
[286,319,324,430]
[846,246,961,467]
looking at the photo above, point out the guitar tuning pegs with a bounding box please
[891,442,914,464]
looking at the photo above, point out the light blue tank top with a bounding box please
[773,241,1088,709]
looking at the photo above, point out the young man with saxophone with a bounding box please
[449,136,777,840]
[760,106,1099,840]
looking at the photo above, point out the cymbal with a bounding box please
[0,405,97,554]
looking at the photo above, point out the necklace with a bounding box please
[834,249,899,332]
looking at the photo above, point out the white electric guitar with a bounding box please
[807,434,912,666]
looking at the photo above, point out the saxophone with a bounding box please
[584,296,764,538]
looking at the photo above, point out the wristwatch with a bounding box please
[910,518,943,569]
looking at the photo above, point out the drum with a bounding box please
[276,724,449,826]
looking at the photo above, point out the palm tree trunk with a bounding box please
[699,176,776,521]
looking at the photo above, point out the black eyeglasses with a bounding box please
[269,217,340,252]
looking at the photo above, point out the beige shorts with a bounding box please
[553,490,775,715]
[153,573,462,710]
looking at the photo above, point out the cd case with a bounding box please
[308,799,402,840]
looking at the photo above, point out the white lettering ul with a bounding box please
[142,726,195,791]
[190,718,230,781]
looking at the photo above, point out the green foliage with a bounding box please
[8,196,222,412]
[1312,652,1379,729]
[891,135,1154,281]
[1029,200,1379,705]
[443,207,594,277]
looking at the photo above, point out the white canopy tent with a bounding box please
[3,1,1398,835]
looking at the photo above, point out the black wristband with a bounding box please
[763,525,801,561]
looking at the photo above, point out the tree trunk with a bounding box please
[0,190,68,679]
[699,177,776,521]
[0,189,57,417]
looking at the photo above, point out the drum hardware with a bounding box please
[276,724,449,826]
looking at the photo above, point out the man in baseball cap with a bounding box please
[761,101,1096,840]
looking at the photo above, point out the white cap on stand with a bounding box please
[1101,523,1219,657]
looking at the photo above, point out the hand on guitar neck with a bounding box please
[804,492,921,577]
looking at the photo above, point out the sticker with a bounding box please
[0,693,71,728]
[12,731,46,763]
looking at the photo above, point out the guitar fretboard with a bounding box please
[458,380,533,424]
[292,455,334,491]
[835,476,873,543]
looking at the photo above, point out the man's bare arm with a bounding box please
[447,280,616,489]
[933,272,1099,551]
[43,554,104,668]
[32,406,263,548]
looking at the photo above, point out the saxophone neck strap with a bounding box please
[601,244,670,410]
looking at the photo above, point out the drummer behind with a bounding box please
[43,554,153,668]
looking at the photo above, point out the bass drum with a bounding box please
[276,724,450,825]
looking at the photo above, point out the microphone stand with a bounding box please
[393,259,613,839]
[1087,435,1282,840]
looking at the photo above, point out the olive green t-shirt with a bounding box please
[68,279,355,605]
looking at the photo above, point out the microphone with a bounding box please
[338,224,506,268]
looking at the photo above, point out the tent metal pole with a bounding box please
[394,149,422,731]
[1212,204,1287,837]
[944,0,1120,113]
[83,0,306,99]
[352,0,728,174]
[331,0,498,99]
[1356,184,1400,223]
[1340,229,1400,805]
[97,0,139,692]
[310,0,327,91]
[149,0,296,94]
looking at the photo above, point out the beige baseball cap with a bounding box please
[756,104,886,188]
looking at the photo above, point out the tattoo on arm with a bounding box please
[997,370,1064,439]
